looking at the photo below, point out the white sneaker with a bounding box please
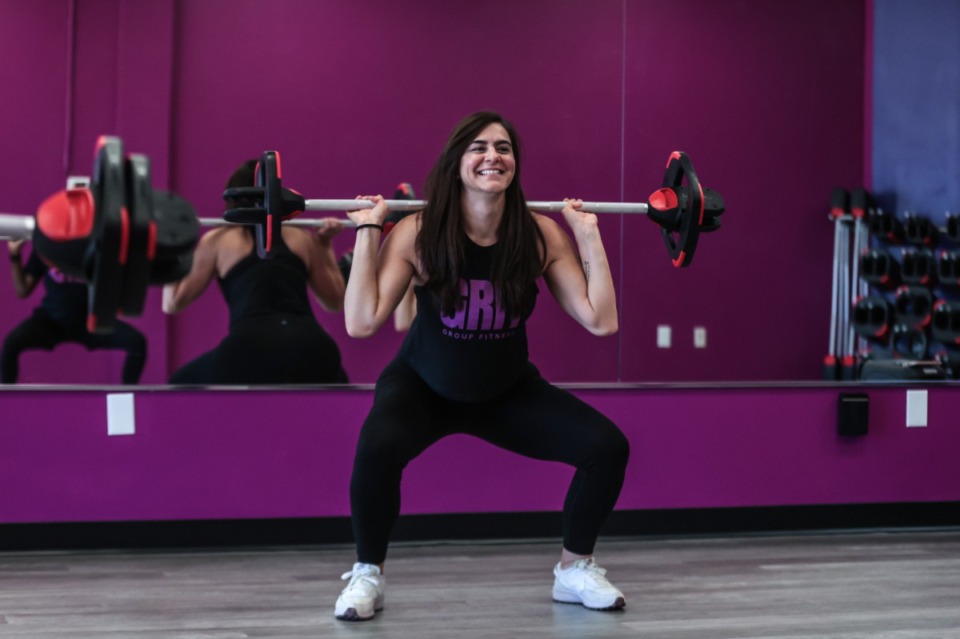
[334,563,385,621]
[552,558,626,610]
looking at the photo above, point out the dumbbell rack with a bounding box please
[843,195,960,379]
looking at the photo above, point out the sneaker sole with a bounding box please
[335,601,384,622]
[335,608,371,622]
[553,596,626,611]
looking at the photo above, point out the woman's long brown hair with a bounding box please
[416,112,545,319]
[224,159,259,240]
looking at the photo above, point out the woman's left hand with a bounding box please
[560,198,600,233]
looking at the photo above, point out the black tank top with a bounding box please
[399,238,537,402]
[217,238,314,326]
[25,250,87,325]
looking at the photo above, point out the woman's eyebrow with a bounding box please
[470,138,513,147]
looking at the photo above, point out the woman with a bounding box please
[335,112,629,620]
[163,160,348,384]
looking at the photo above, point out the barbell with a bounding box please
[2,138,725,333]
[222,150,725,265]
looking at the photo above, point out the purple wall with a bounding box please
[0,0,866,385]
[621,1,866,381]
[1,384,955,524]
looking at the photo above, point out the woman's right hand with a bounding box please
[346,195,389,227]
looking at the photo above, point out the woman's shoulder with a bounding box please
[199,225,240,246]
[200,226,255,272]
[280,225,311,245]
[394,211,422,231]
[386,212,421,246]
[279,225,315,255]
[531,211,565,240]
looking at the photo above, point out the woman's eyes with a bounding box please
[469,145,512,154]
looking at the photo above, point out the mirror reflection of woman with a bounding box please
[334,112,629,621]
[3,239,147,384]
[162,160,348,384]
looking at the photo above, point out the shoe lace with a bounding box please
[341,566,380,592]
[573,558,610,584]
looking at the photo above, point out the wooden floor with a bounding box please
[0,529,958,638]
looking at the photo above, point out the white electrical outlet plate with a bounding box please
[107,393,136,436]
[906,390,927,428]
[694,326,707,348]
[657,325,671,348]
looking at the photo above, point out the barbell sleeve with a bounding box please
[303,199,651,215]
[0,213,36,240]
[527,201,650,214]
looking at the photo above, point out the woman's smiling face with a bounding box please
[458,123,516,196]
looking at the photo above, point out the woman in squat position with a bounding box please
[336,112,629,620]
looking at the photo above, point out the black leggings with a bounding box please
[350,359,630,564]
[1,311,147,384]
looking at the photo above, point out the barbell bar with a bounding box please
[197,216,356,229]
[0,201,660,237]
[196,199,653,230]
[296,199,652,215]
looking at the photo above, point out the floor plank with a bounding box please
[0,529,957,638]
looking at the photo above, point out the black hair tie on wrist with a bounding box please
[355,224,383,232]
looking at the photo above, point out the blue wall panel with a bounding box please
[873,0,960,219]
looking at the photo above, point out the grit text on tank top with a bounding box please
[399,237,537,402]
